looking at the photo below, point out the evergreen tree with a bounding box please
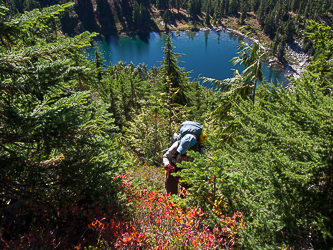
[238,2,247,25]
[305,21,333,88]
[157,0,168,10]
[183,76,333,249]
[229,0,239,14]
[163,9,170,30]
[139,3,147,27]
[304,0,310,17]
[250,0,260,12]
[69,46,95,91]
[6,0,24,15]
[277,36,286,62]
[213,0,222,21]
[203,27,265,144]
[221,0,225,14]
[132,1,140,25]
[0,3,123,216]
[204,0,211,26]
[94,44,105,82]
[122,79,191,164]
[175,0,181,12]
[158,34,189,105]
[291,0,300,12]
[230,28,265,104]
[90,60,152,127]
[284,19,295,43]
[271,28,280,55]
[114,61,132,122]
[196,0,202,16]
[181,21,333,249]
[256,0,266,25]
[275,2,282,25]
[106,63,120,120]
[23,0,41,12]
[224,0,229,14]
[263,11,275,38]
[187,0,196,18]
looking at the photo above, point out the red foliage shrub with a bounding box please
[86,174,245,249]
[0,174,245,249]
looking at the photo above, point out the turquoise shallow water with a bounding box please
[85,30,289,89]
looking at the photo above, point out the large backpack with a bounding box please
[177,121,202,141]
[163,121,204,154]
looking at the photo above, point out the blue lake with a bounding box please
[85,30,290,89]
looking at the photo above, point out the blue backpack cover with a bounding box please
[178,121,202,140]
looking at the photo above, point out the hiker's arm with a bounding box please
[163,141,179,167]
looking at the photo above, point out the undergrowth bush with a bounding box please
[87,174,245,249]
[1,173,245,249]
[0,178,126,249]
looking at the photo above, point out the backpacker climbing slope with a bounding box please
[162,121,207,195]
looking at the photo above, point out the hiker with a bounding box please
[163,122,207,195]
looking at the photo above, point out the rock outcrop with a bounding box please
[285,39,310,80]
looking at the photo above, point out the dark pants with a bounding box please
[164,170,191,195]
[165,171,178,195]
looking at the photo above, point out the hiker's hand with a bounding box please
[165,164,175,172]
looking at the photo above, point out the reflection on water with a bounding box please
[185,32,196,40]
[85,30,289,88]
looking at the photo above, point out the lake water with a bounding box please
[85,30,289,89]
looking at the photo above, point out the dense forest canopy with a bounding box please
[0,1,333,249]
[1,0,332,62]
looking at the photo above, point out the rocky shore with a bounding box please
[202,26,310,88]
[284,40,310,79]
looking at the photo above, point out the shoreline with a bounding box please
[212,26,310,83]
[98,25,309,88]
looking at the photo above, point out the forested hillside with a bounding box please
[2,0,333,60]
[1,2,333,250]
